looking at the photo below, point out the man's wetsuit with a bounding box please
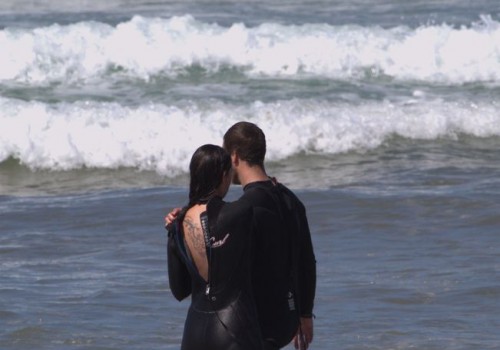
[237,180,316,349]
[168,196,264,350]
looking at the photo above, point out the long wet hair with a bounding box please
[187,144,231,206]
[176,144,231,227]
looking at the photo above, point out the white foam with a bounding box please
[1,15,500,84]
[1,97,499,176]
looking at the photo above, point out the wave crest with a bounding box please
[1,15,500,84]
[1,97,499,175]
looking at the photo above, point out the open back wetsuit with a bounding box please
[237,180,316,349]
[167,196,264,350]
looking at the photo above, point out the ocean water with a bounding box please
[1,1,500,349]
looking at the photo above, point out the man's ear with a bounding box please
[231,151,239,167]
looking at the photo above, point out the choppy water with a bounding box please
[1,0,500,349]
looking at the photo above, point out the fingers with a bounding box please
[165,213,174,225]
[165,207,182,227]
[294,335,308,350]
[293,317,314,350]
[293,327,310,350]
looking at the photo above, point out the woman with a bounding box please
[166,144,264,350]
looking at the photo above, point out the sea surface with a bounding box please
[1,1,500,349]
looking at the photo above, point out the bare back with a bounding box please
[182,204,209,281]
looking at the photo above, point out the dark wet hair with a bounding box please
[188,144,231,206]
[223,121,266,167]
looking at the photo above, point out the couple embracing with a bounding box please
[166,121,316,350]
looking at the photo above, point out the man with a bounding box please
[167,121,316,349]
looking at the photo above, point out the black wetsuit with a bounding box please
[168,196,264,350]
[237,180,316,349]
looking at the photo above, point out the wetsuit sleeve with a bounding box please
[296,201,316,317]
[167,224,192,301]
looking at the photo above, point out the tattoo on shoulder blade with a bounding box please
[184,215,206,256]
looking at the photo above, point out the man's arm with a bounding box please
[165,207,182,228]
[296,202,316,348]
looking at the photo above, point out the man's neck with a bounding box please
[237,164,269,187]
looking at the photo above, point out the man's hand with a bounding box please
[165,207,181,228]
[293,317,313,350]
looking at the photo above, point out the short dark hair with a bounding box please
[188,144,231,205]
[223,121,266,167]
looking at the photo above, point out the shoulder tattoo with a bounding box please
[184,215,206,255]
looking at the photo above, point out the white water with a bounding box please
[1,10,499,177]
[1,96,499,175]
[1,15,500,84]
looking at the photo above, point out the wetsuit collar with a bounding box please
[243,177,277,191]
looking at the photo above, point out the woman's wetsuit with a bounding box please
[168,196,264,350]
